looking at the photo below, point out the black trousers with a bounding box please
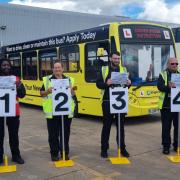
[160,108,178,148]
[101,101,126,151]
[47,116,72,156]
[0,116,20,158]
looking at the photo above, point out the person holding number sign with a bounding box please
[157,57,180,154]
[96,51,131,158]
[40,60,76,161]
[0,58,26,164]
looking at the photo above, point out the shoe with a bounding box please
[173,146,177,152]
[162,147,170,155]
[65,154,69,161]
[51,155,60,161]
[101,151,108,158]
[12,156,25,164]
[121,148,130,157]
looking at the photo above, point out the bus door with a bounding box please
[79,41,109,115]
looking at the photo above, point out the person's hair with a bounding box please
[109,51,120,57]
[53,59,63,68]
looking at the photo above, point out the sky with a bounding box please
[0,0,180,24]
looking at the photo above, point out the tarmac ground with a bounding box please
[0,105,179,180]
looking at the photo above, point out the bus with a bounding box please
[2,22,177,117]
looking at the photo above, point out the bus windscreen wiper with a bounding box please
[132,79,157,91]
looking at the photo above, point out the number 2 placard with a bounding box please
[171,88,180,112]
[52,88,71,116]
[0,89,16,117]
[110,87,128,114]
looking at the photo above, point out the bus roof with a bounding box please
[4,22,173,54]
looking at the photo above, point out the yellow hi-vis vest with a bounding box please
[158,70,180,109]
[42,75,75,119]
[101,65,127,100]
[158,71,167,109]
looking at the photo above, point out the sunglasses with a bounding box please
[170,63,178,66]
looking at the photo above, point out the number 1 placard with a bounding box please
[110,87,128,114]
[171,88,180,112]
[0,89,16,117]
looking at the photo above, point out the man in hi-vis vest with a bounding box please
[96,51,131,158]
[40,61,75,161]
[157,57,180,155]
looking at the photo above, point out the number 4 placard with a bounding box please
[0,89,16,117]
[110,87,128,114]
[171,88,180,112]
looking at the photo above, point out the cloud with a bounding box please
[9,0,180,24]
[138,0,180,24]
[9,0,141,15]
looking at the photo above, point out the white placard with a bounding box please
[171,74,180,88]
[52,79,71,116]
[0,76,16,117]
[51,78,70,89]
[111,72,128,85]
[171,88,180,112]
[0,76,16,89]
[110,87,128,114]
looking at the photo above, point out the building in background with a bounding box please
[0,3,179,47]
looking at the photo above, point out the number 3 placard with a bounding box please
[171,88,180,112]
[110,87,128,114]
[0,89,16,117]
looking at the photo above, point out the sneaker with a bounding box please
[51,155,60,161]
[101,151,108,158]
[121,148,130,157]
[162,147,170,155]
[12,156,25,164]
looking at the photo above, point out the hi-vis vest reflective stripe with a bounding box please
[42,75,75,119]
[158,70,180,109]
[101,65,127,100]
[158,71,167,109]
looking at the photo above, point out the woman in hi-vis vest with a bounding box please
[40,60,76,161]
[0,58,26,164]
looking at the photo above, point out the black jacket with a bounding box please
[96,65,130,101]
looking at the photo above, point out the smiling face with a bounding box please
[0,60,11,75]
[53,62,63,77]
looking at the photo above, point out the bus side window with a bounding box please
[8,53,21,77]
[59,45,79,72]
[22,51,37,80]
[39,48,57,79]
[85,41,109,82]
